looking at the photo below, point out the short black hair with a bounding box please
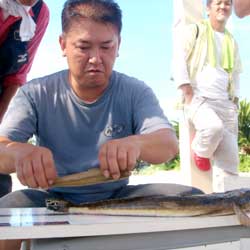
[62,0,122,34]
[206,0,232,6]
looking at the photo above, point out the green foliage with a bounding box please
[238,99,250,148]
[171,120,179,138]
[136,102,250,175]
[237,99,250,172]
[164,155,180,170]
[239,154,250,172]
[134,157,180,175]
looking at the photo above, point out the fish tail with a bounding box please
[233,203,250,227]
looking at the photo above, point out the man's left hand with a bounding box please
[98,137,140,180]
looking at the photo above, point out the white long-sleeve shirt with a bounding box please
[173,25,241,99]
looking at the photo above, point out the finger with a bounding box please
[106,145,120,179]
[41,151,57,186]
[98,145,110,178]
[117,147,127,172]
[127,148,138,171]
[32,157,49,189]
[22,161,38,188]
[16,161,26,187]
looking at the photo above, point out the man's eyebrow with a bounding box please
[102,40,114,44]
[75,39,114,44]
[76,39,90,44]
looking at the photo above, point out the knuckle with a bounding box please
[117,153,126,163]
[128,158,136,169]
[107,151,116,160]
[98,150,106,160]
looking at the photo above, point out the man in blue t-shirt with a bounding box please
[0,0,200,207]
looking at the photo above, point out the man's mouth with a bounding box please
[87,69,103,73]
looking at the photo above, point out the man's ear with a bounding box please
[206,6,210,16]
[117,36,121,57]
[59,35,66,57]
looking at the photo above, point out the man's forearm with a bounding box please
[0,139,16,174]
[133,128,179,164]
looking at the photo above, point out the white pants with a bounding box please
[213,166,238,192]
[185,96,239,174]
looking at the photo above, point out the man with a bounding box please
[0,0,195,205]
[0,0,204,248]
[0,0,49,197]
[173,0,241,190]
[233,0,250,17]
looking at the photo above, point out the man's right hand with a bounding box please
[4,142,57,189]
[179,84,193,105]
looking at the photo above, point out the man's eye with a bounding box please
[75,45,89,50]
[101,46,111,50]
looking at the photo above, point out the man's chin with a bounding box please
[217,16,229,22]
[84,77,108,88]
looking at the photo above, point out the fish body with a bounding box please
[46,188,250,218]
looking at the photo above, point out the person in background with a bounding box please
[0,0,49,197]
[233,0,250,17]
[173,0,242,191]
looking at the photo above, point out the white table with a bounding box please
[0,207,250,250]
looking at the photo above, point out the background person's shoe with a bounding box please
[193,153,211,171]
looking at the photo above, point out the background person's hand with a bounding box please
[179,83,193,105]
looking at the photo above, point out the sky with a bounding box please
[29,0,250,121]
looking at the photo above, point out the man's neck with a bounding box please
[73,86,106,103]
[67,73,110,103]
[210,20,226,33]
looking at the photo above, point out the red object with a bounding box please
[193,153,211,171]
[0,2,49,87]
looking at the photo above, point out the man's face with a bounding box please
[60,19,120,95]
[207,0,232,23]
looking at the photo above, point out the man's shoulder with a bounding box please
[110,71,156,104]
[37,0,49,13]
[24,70,67,91]
[40,0,49,15]
[34,0,49,25]
[112,71,149,90]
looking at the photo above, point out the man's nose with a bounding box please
[89,49,102,64]
[219,2,228,8]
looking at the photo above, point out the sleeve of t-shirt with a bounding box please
[172,24,198,88]
[3,2,50,87]
[233,41,242,98]
[0,87,37,141]
[132,86,173,135]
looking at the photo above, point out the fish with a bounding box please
[46,188,250,226]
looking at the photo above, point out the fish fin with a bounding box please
[233,203,250,227]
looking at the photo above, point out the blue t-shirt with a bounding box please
[0,70,172,203]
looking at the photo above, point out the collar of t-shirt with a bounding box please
[2,5,31,20]
[0,0,36,41]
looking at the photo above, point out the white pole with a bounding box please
[172,0,213,194]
